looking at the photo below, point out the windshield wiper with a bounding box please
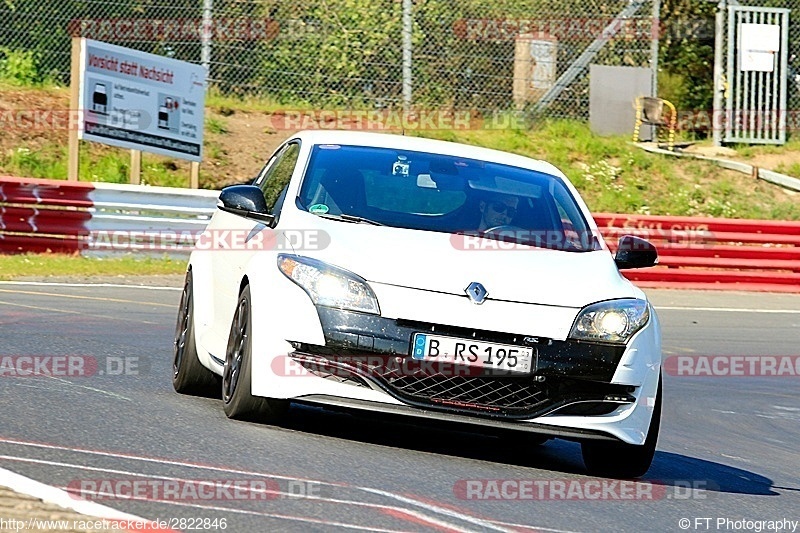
[313,212,385,226]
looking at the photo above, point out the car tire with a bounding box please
[173,269,219,396]
[581,376,661,478]
[222,284,288,422]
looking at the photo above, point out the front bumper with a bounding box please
[288,307,638,421]
[293,394,620,441]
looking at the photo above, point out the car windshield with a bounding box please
[297,144,599,252]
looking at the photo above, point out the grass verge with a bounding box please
[1,144,195,188]
[0,253,187,280]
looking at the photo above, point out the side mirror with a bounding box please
[614,235,658,269]
[218,185,275,226]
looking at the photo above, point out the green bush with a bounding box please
[0,47,41,85]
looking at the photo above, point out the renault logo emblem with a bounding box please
[465,282,488,304]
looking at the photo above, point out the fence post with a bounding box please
[712,0,727,146]
[402,0,413,112]
[650,0,661,98]
[201,0,213,72]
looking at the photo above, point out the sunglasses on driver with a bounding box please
[488,201,517,218]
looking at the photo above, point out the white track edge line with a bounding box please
[0,455,488,532]
[0,466,146,522]
[0,454,475,533]
[0,438,521,532]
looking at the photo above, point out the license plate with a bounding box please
[411,333,535,374]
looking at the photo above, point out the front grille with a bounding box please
[291,351,632,419]
[378,367,549,414]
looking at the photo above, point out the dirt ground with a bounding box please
[0,485,127,533]
[203,111,295,186]
[0,87,75,156]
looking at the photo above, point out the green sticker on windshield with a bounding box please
[309,203,330,214]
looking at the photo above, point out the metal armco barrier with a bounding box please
[1,176,798,292]
[0,176,219,255]
[595,213,800,293]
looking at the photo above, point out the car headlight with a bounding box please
[277,254,380,314]
[569,299,649,344]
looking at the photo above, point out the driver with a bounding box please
[478,193,519,231]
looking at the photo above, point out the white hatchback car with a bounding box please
[173,130,662,478]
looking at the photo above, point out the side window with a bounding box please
[256,142,301,214]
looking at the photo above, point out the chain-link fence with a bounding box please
[0,0,798,124]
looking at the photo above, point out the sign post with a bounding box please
[68,37,82,181]
[130,149,141,185]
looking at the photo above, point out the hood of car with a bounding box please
[283,214,639,309]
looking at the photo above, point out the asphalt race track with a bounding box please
[0,281,798,532]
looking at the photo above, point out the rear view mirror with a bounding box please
[614,235,658,269]
[218,185,276,226]
[416,174,437,188]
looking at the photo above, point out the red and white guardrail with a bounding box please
[1,176,798,292]
[0,175,218,254]
[595,213,800,293]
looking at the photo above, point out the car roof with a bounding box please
[291,130,565,177]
